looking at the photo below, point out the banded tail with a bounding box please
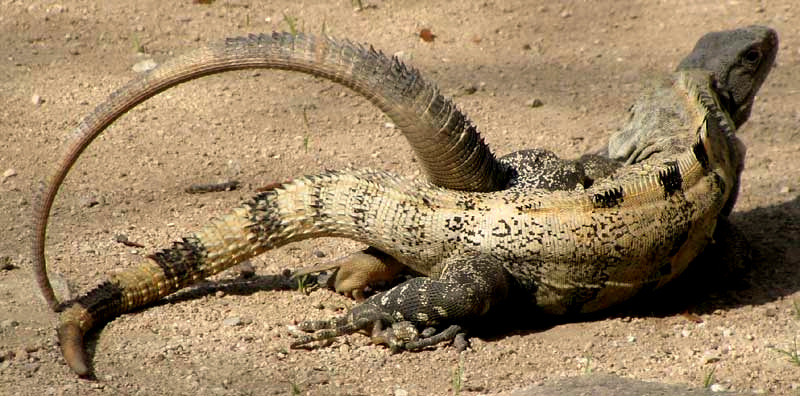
[33,32,507,313]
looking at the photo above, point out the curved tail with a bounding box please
[53,169,441,375]
[33,32,508,312]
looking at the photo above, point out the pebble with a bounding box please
[237,261,255,278]
[0,256,14,271]
[312,250,326,258]
[132,59,158,73]
[710,383,727,392]
[223,316,243,327]
[1,319,19,329]
[79,195,100,208]
[31,94,42,105]
[526,98,544,108]
[15,348,29,362]
[703,352,721,363]
[722,328,733,337]
[780,186,791,194]
[2,168,16,181]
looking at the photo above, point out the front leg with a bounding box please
[291,253,513,351]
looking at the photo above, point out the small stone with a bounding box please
[779,186,792,194]
[710,383,727,392]
[80,195,100,208]
[1,319,19,329]
[525,98,544,108]
[31,94,42,105]
[312,250,326,258]
[215,290,225,298]
[560,10,572,18]
[626,335,636,343]
[2,168,17,181]
[394,389,408,396]
[461,85,478,95]
[681,329,692,337]
[132,59,158,73]
[14,348,29,361]
[0,256,14,271]
[223,317,243,327]
[722,328,733,337]
[237,261,255,278]
[384,122,396,129]
[703,352,721,363]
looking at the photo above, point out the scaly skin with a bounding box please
[32,32,509,312]
[33,27,777,376]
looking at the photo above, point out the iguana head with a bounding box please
[677,26,778,128]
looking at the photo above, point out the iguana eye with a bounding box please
[743,48,762,65]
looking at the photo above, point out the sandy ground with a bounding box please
[1,0,799,394]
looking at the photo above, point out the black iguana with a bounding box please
[32,26,777,376]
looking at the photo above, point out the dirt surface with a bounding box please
[1,1,799,395]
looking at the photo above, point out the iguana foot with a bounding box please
[293,247,406,301]
[290,253,510,351]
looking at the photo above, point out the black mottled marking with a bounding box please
[148,236,207,285]
[71,280,125,319]
[350,195,367,222]
[491,219,512,238]
[592,187,624,209]
[658,161,683,198]
[692,135,710,170]
[445,216,464,232]
[459,199,476,211]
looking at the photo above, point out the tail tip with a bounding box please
[57,323,91,376]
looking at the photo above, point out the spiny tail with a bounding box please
[55,170,417,375]
[33,31,507,314]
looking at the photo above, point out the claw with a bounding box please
[290,317,374,349]
[405,324,462,350]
